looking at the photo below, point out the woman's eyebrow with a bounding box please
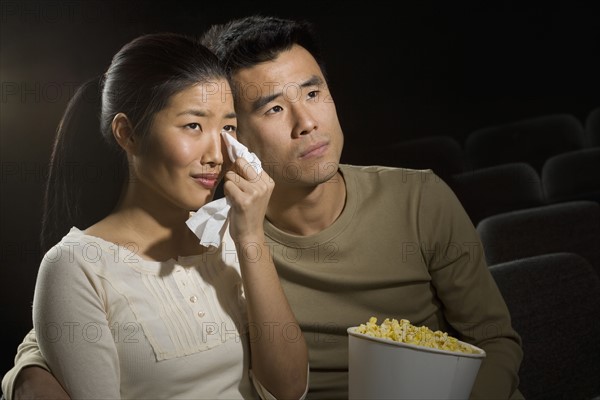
[176,109,207,117]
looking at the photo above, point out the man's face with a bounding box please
[231,44,344,189]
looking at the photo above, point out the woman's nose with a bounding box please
[200,131,224,166]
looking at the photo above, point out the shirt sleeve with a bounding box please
[32,246,121,398]
[1,329,50,400]
[417,172,523,399]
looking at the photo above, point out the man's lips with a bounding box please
[191,173,220,189]
[299,142,328,159]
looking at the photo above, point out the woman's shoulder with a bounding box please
[41,226,123,270]
[36,227,109,291]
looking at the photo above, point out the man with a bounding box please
[3,15,523,400]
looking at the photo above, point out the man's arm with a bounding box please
[419,173,523,399]
[2,329,69,400]
[12,367,69,400]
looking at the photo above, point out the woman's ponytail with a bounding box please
[40,76,127,255]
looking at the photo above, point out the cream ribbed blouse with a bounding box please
[29,226,279,399]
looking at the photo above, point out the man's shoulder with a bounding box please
[340,163,438,183]
[339,164,455,206]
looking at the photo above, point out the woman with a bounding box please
[30,32,308,399]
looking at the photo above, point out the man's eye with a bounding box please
[308,90,319,99]
[222,125,237,133]
[186,123,201,130]
[266,105,283,115]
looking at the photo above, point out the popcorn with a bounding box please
[356,317,481,354]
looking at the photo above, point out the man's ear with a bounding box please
[112,113,137,153]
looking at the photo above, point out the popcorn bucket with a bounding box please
[347,327,486,399]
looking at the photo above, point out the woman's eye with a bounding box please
[186,123,201,130]
[222,125,237,133]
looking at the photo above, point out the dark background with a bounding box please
[1,0,599,380]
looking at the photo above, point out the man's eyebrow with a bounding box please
[250,75,324,112]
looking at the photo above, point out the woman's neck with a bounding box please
[86,191,205,262]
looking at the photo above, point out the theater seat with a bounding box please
[448,162,544,225]
[542,147,600,204]
[464,114,586,173]
[476,200,600,274]
[489,252,600,400]
[585,106,600,147]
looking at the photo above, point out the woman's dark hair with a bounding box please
[41,33,226,255]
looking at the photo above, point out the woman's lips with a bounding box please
[192,173,220,189]
[299,142,328,159]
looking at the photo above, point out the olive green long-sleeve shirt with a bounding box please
[265,165,523,400]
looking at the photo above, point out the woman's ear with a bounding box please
[112,113,137,153]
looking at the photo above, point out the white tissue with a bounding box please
[185,131,262,248]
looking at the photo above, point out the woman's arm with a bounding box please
[224,158,309,400]
[32,249,121,399]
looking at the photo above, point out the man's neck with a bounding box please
[266,171,346,236]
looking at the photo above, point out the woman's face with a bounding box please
[129,78,236,212]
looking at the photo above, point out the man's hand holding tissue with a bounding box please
[223,156,274,246]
